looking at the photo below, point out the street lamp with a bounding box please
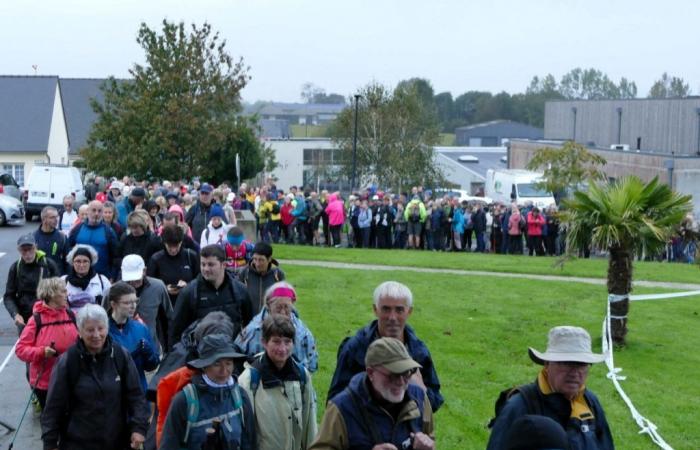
[351,94,361,191]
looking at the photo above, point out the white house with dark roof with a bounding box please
[0,75,108,185]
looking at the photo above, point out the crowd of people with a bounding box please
[2,175,626,449]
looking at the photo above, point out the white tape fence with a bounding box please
[601,289,700,450]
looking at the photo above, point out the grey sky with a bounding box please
[2,0,698,103]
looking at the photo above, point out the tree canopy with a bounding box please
[329,80,443,192]
[648,72,692,98]
[526,141,607,200]
[82,20,265,184]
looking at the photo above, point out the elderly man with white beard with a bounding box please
[311,337,435,450]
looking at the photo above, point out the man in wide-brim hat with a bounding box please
[487,326,615,450]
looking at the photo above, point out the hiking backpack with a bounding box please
[488,383,543,429]
[33,308,78,339]
[181,382,245,444]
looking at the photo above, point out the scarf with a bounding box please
[66,267,95,290]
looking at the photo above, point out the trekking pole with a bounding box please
[7,341,55,450]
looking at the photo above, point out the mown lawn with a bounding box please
[274,244,700,285]
[283,255,700,449]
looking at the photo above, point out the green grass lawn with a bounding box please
[273,244,700,285]
[280,249,700,449]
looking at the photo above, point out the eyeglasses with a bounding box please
[373,367,418,383]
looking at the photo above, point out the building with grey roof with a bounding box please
[455,120,543,146]
[259,118,291,139]
[0,75,70,184]
[244,102,346,125]
[59,78,107,155]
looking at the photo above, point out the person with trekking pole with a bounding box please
[15,277,79,408]
[8,340,56,450]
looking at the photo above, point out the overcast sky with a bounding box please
[2,0,698,103]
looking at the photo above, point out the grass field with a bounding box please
[274,245,700,285]
[279,245,700,449]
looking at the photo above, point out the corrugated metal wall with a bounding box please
[545,99,700,155]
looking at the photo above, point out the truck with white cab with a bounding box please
[485,169,556,208]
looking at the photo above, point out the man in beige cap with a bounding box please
[487,326,615,450]
[311,337,435,450]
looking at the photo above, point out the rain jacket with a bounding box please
[237,260,286,317]
[327,320,444,412]
[3,251,60,321]
[234,308,318,372]
[41,336,149,450]
[404,199,427,223]
[325,194,345,226]
[108,316,160,393]
[160,374,256,450]
[239,353,317,450]
[15,301,79,390]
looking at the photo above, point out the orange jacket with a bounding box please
[156,366,197,447]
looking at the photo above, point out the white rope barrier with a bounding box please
[602,299,675,450]
[0,340,18,376]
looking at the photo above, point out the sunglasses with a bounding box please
[374,367,418,383]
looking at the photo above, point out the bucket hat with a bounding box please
[528,326,606,365]
[188,334,246,369]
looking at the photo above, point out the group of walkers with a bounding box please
[2,175,626,449]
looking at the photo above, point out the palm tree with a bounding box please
[563,176,692,345]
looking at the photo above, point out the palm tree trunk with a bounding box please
[608,245,632,345]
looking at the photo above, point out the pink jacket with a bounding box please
[508,212,522,236]
[325,194,346,226]
[527,211,546,236]
[15,301,79,390]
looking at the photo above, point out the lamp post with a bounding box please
[351,94,361,191]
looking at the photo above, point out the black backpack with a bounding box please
[33,308,78,339]
[271,202,280,215]
[488,383,543,429]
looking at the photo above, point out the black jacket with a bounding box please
[34,226,69,275]
[237,260,285,316]
[169,273,253,347]
[472,209,487,233]
[185,200,215,245]
[147,248,200,302]
[41,336,149,450]
[117,231,162,270]
[3,253,59,321]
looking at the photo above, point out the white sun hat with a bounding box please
[528,326,607,365]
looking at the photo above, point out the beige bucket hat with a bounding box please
[528,326,607,365]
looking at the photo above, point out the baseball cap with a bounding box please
[17,234,36,247]
[365,337,422,374]
[121,254,145,281]
[200,183,213,193]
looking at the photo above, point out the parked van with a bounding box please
[485,169,555,209]
[25,165,85,220]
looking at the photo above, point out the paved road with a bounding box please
[0,221,45,447]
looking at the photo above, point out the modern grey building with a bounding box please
[455,120,543,146]
[243,102,346,125]
[545,98,700,155]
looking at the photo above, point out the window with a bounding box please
[2,163,24,186]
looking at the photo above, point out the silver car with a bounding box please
[0,171,22,201]
[0,193,26,226]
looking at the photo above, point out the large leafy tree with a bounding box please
[82,20,265,184]
[648,72,692,98]
[329,80,442,193]
[562,176,692,345]
[526,141,607,202]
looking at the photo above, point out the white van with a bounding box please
[25,165,86,220]
[485,169,555,209]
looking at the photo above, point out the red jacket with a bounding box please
[527,211,546,236]
[156,366,197,446]
[15,301,79,390]
[280,203,295,226]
